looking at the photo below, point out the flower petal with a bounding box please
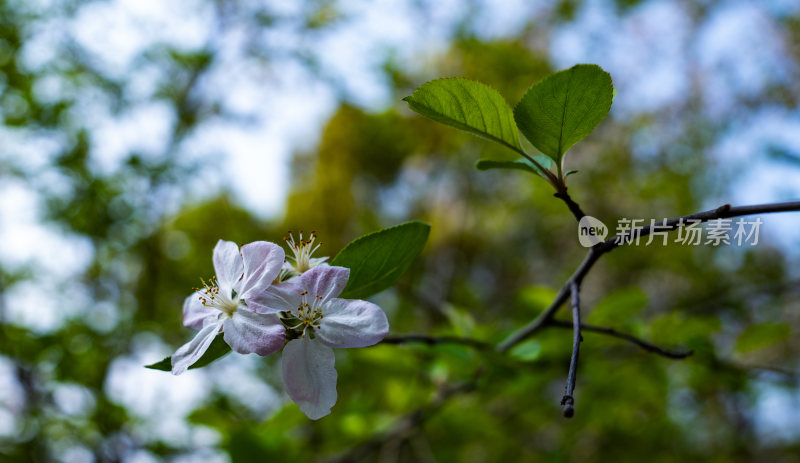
[317,299,389,348]
[247,281,302,314]
[222,309,285,356]
[281,337,337,420]
[238,241,285,299]
[182,294,215,330]
[298,265,349,305]
[171,321,222,375]
[213,239,243,293]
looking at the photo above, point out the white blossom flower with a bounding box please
[172,240,286,375]
[280,231,328,279]
[259,265,389,419]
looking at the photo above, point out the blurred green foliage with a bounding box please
[1,1,800,462]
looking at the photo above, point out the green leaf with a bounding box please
[403,78,523,154]
[475,155,553,178]
[509,340,542,362]
[735,323,791,353]
[650,314,720,350]
[331,221,430,299]
[145,334,232,372]
[587,286,647,326]
[513,64,613,162]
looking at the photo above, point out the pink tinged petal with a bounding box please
[171,321,222,375]
[182,295,215,330]
[298,265,350,305]
[238,241,285,299]
[213,239,243,294]
[317,299,389,348]
[281,338,338,420]
[222,310,285,356]
[247,281,302,314]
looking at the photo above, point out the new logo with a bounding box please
[578,216,608,247]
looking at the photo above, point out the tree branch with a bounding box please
[497,248,601,352]
[498,200,800,353]
[547,320,693,359]
[561,282,582,418]
[601,201,800,249]
[554,188,586,222]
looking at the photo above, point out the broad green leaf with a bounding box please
[514,64,613,162]
[735,323,790,353]
[403,78,523,154]
[587,286,647,326]
[145,334,232,372]
[650,313,720,350]
[475,155,553,178]
[509,340,542,362]
[331,221,430,299]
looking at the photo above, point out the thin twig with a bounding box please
[380,335,491,350]
[601,202,800,248]
[554,188,586,222]
[498,200,800,352]
[547,320,693,359]
[561,282,581,418]
[515,149,586,221]
[497,248,601,352]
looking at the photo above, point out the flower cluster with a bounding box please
[172,237,389,420]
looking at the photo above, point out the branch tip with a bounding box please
[561,395,575,418]
[560,282,582,418]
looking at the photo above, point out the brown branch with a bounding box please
[497,248,601,352]
[497,200,800,353]
[554,188,586,222]
[369,200,800,429]
[547,320,693,359]
[602,201,800,247]
[560,282,582,418]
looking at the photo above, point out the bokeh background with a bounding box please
[2,0,800,461]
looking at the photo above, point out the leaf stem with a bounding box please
[515,148,560,187]
[515,146,586,221]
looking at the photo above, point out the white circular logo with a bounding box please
[577,216,608,247]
